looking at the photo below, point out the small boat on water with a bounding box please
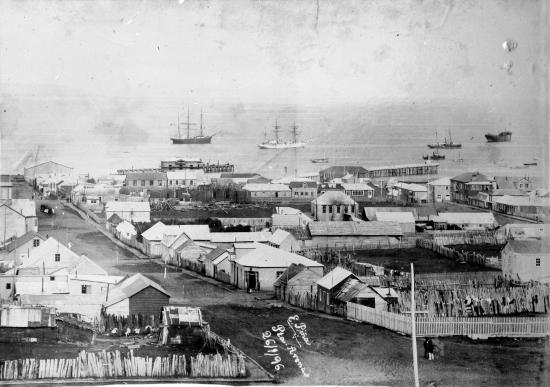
[423,151,445,160]
[311,158,328,163]
[428,129,462,149]
[485,131,512,142]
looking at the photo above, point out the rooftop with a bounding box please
[506,239,550,255]
[314,191,356,205]
[235,242,323,268]
[451,172,492,184]
[430,212,497,225]
[308,221,403,236]
[105,201,151,212]
[106,273,170,307]
[317,267,357,290]
[374,211,416,223]
[242,183,291,192]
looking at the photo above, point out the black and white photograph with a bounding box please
[0,0,549,385]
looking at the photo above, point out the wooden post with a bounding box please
[411,263,419,387]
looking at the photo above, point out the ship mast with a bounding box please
[177,113,181,138]
[290,121,299,144]
[200,109,204,137]
[274,120,280,143]
[184,105,196,139]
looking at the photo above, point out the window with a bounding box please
[33,239,40,247]
[50,276,55,281]
[328,206,332,213]
[322,205,326,213]
[169,180,173,185]
[90,199,97,204]
[6,283,11,290]
[149,180,154,186]
[55,253,60,262]
[81,285,91,294]
[344,206,348,213]
[294,192,299,196]
[536,258,541,267]
[158,180,163,186]
[351,205,355,213]
[141,180,145,186]
[336,206,341,213]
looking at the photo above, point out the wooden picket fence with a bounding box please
[346,302,550,338]
[427,230,507,246]
[0,349,246,381]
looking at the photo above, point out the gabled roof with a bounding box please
[204,247,229,262]
[105,273,170,307]
[24,161,73,170]
[105,201,150,212]
[430,212,497,225]
[308,221,403,236]
[314,191,356,205]
[210,231,271,243]
[107,213,123,225]
[220,173,261,178]
[116,220,137,235]
[506,239,550,255]
[125,171,167,180]
[269,229,292,246]
[363,207,416,221]
[334,278,367,302]
[340,183,375,191]
[176,225,211,241]
[427,177,451,186]
[273,264,307,287]
[491,189,528,196]
[141,221,166,241]
[317,267,357,290]
[242,183,291,192]
[6,232,46,253]
[235,242,323,268]
[3,199,36,217]
[374,211,416,223]
[394,182,427,192]
[451,172,492,184]
[289,181,318,189]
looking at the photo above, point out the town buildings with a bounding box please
[450,172,494,204]
[501,239,550,283]
[427,177,451,202]
[242,183,291,203]
[124,171,167,193]
[104,201,151,223]
[289,181,318,201]
[311,191,358,221]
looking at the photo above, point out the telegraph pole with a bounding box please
[411,263,419,387]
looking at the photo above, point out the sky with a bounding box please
[0,0,548,174]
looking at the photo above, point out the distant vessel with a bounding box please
[485,131,512,143]
[258,121,306,149]
[423,151,445,160]
[311,158,328,163]
[171,108,212,144]
[427,129,462,149]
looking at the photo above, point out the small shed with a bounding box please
[106,213,123,233]
[273,263,307,299]
[316,267,358,314]
[373,211,416,234]
[115,220,137,243]
[105,273,170,317]
[160,306,205,345]
[204,247,231,279]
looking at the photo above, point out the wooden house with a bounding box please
[311,191,358,221]
[268,229,301,252]
[316,267,359,314]
[105,201,151,223]
[204,247,231,280]
[231,242,323,291]
[501,239,550,283]
[105,273,170,317]
[273,264,322,300]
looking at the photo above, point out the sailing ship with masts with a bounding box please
[171,107,213,144]
[258,121,306,149]
[427,129,462,149]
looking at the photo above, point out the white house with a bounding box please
[231,242,323,291]
[105,201,151,223]
[429,212,498,230]
[311,191,358,221]
[427,177,451,202]
[115,220,137,243]
[501,239,550,283]
[166,170,206,189]
[1,231,46,264]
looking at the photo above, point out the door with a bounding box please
[246,271,259,290]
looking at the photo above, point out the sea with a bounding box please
[2,103,548,183]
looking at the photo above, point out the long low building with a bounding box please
[305,221,403,249]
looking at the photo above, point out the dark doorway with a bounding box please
[246,271,259,290]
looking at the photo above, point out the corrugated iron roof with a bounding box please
[308,221,403,236]
[429,212,497,225]
[235,242,323,268]
[273,263,307,287]
[506,239,550,255]
[374,212,415,223]
[451,172,492,183]
[242,183,291,192]
[106,273,170,307]
[204,247,228,262]
[6,232,46,253]
[105,201,150,212]
[334,278,367,302]
[314,191,356,205]
[317,267,356,290]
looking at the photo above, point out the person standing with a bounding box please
[427,338,435,360]
[423,338,430,359]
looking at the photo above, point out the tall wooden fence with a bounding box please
[417,239,501,269]
[426,230,507,246]
[346,302,550,338]
[0,349,246,381]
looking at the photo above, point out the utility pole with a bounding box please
[411,263,420,387]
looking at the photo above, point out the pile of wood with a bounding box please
[190,353,246,378]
